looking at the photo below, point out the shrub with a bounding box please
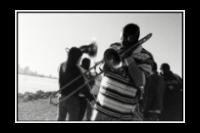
[35,90,46,99]
[23,92,35,102]
[19,90,58,102]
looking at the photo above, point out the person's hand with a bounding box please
[56,93,61,99]
[124,56,135,66]
[90,100,96,107]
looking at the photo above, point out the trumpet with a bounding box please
[49,33,152,105]
[104,33,152,68]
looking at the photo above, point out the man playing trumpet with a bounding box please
[91,23,155,121]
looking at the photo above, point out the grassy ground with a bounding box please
[18,98,58,121]
[17,76,101,121]
[18,97,90,121]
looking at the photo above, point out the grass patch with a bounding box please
[18,98,57,121]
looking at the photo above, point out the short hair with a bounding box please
[122,23,140,41]
[66,47,82,70]
[81,58,91,70]
[161,63,170,72]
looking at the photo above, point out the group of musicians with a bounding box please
[56,23,183,121]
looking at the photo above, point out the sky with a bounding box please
[17,11,183,77]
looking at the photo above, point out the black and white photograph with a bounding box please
[15,10,185,123]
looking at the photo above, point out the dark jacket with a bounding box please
[59,62,94,101]
[144,72,166,113]
[160,71,183,121]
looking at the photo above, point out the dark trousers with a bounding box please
[160,91,183,121]
[57,96,87,121]
[144,112,160,121]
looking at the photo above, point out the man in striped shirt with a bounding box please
[91,23,155,121]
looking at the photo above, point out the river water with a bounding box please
[18,74,59,94]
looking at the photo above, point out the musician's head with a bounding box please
[121,23,140,48]
[81,58,91,70]
[67,47,83,66]
[160,63,170,74]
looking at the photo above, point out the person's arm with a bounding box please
[78,65,95,101]
[58,63,64,88]
[125,57,145,89]
[83,86,95,101]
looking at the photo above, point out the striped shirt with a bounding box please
[94,47,154,120]
[95,66,140,120]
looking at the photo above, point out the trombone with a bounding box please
[49,33,152,105]
[49,60,103,105]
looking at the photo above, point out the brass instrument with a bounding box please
[104,33,152,68]
[80,42,98,57]
[49,33,152,105]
